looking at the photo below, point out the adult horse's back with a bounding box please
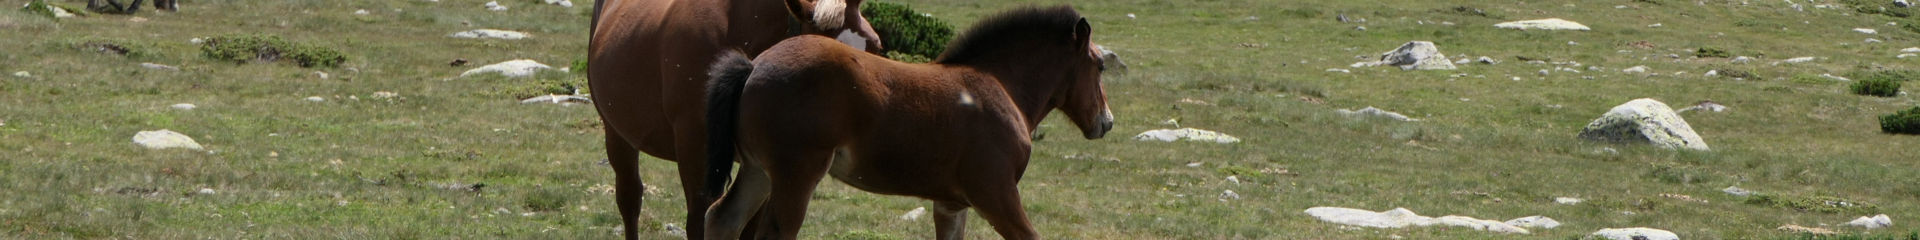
[588,0,878,238]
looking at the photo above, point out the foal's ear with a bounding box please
[1072,18,1092,48]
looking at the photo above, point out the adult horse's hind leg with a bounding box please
[603,131,646,240]
[932,201,971,240]
[704,162,772,239]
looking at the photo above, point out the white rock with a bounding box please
[1556,197,1584,204]
[1855,28,1879,34]
[189,37,205,44]
[1326,68,1351,73]
[1844,214,1893,229]
[1903,47,1920,53]
[663,223,686,237]
[1302,207,1530,234]
[1126,13,1136,19]
[1722,186,1753,196]
[1578,98,1710,150]
[1476,56,1497,64]
[12,71,29,78]
[520,94,592,105]
[900,207,926,221]
[370,91,399,99]
[197,188,216,195]
[1133,128,1241,143]
[305,96,326,102]
[544,0,574,7]
[1336,106,1419,121]
[1623,66,1649,73]
[1704,70,1719,77]
[1774,57,1817,65]
[353,9,370,15]
[1900,0,1913,8]
[313,71,329,80]
[1677,101,1727,113]
[1353,41,1456,70]
[133,130,205,150]
[140,63,180,71]
[1648,23,1663,28]
[1589,228,1678,240]
[1868,38,1884,43]
[1225,175,1240,184]
[1732,56,1753,63]
[1219,190,1241,200]
[1504,216,1561,229]
[461,59,552,78]
[1902,53,1919,59]
[449,29,531,40]
[485,1,507,11]
[170,103,197,110]
[1494,18,1592,31]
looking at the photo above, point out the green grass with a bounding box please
[3,0,1919,239]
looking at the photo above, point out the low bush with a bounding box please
[200,34,346,68]
[1851,77,1901,97]
[861,1,954,61]
[1882,106,1920,134]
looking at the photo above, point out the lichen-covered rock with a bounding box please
[1495,18,1592,31]
[133,129,204,150]
[1578,98,1710,151]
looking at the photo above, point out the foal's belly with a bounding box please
[824,146,962,201]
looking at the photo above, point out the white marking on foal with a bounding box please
[957,91,976,107]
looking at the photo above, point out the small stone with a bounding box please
[1225,175,1241,184]
[1623,66,1649,73]
[1504,216,1561,229]
[1843,214,1893,229]
[1648,23,1663,28]
[1219,190,1241,200]
[1538,69,1551,76]
[449,29,531,40]
[1778,224,1837,235]
[11,71,29,78]
[313,71,329,80]
[1494,18,1592,31]
[1722,186,1753,196]
[1705,70,1719,77]
[1336,106,1419,121]
[1904,47,1920,53]
[1326,68,1351,73]
[663,223,686,237]
[1868,38,1884,43]
[462,59,553,78]
[1732,56,1754,63]
[305,96,326,102]
[197,188,216,195]
[900,207,926,220]
[353,9,370,15]
[493,207,512,215]
[1555,197,1583,205]
[189,38,205,44]
[1774,57,1817,65]
[140,63,181,71]
[1590,228,1678,240]
[133,130,205,150]
[1855,28,1879,34]
[1133,128,1240,143]
[170,103,196,110]
[485,1,508,11]
[1901,53,1919,59]
[370,91,399,99]
[544,0,574,7]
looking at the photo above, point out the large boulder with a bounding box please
[1353,41,1456,70]
[1577,99,1709,150]
[1495,18,1592,31]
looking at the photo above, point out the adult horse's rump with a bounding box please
[704,6,1111,239]
[587,0,881,239]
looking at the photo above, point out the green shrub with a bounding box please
[1851,77,1901,97]
[1696,47,1731,58]
[883,51,930,63]
[1883,106,1920,134]
[522,188,571,212]
[19,0,87,18]
[200,34,346,68]
[861,1,954,60]
[1847,69,1920,82]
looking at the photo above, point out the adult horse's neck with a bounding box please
[961,49,1071,132]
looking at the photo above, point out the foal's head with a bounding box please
[938,6,1113,139]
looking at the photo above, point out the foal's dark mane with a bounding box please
[934,6,1082,65]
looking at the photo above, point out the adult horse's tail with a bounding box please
[703,51,754,198]
[590,0,605,36]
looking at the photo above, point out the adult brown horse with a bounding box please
[702,6,1111,239]
[588,0,882,239]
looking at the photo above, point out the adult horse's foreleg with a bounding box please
[964,180,1039,240]
[703,162,771,239]
[603,131,646,240]
[932,201,971,240]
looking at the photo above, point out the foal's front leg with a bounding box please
[932,201,971,240]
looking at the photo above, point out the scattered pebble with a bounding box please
[11,71,29,78]
[305,96,326,102]
[353,9,370,15]
[170,103,197,110]
[663,223,686,237]
[197,188,216,195]
[1555,197,1583,205]
[1225,175,1240,184]
[900,207,926,220]
[1219,190,1241,200]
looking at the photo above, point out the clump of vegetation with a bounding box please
[1436,6,1502,19]
[200,34,347,68]
[861,1,954,61]
[1846,69,1920,82]
[68,38,157,59]
[1851,77,1901,97]
[19,0,87,18]
[1696,47,1731,58]
[493,76,589,99]
[569,59,588,74]
[1712,68,1758,79]
[1882,106,1920,134]
[1842,0,1916,18]
[1744,194,1878,214]
[521,188,571,212]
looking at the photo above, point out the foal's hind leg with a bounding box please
[603,132,646,240]
[964,180,1039,240]
[757,149,837,239]
[704,162,772,240]
[932,201,971,240]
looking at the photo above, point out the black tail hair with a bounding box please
[703,51,754,199]
[590,0,606,36]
